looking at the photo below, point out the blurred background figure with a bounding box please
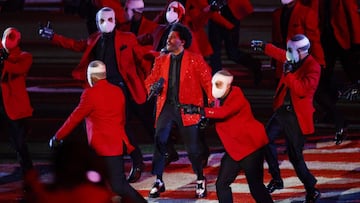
[24,140,114,203]
[207,0,262,86]
[0,27,34,177]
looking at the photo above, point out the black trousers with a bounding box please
[216,149,273,203]
[0,96,33,174]
[103,156,146,203]
[152,103,204,180]
[264,106,317,193]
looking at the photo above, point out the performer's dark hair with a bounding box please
[170,23,192,49]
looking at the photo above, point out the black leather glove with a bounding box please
[182,104,204,115]
[0,48,9,63]
[49,136,63,149]
[283,61,294,74]
[198,117,209,130]
[250,40,266,52]
[39,21,54,40]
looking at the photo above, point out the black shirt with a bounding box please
[166,51,184,105]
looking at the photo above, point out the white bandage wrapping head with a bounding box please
[281,0,295,5]
[125,0,144,20]
[286,34,310,63]
[166,1,185,24]
[211,70,233,99]
[96,7,116,33]
[87,60,106,87]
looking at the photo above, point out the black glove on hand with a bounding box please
[39,21,54,40]
[49,136,63,149]
[283,61,294,74]
[182,104,203,115]
[250,40,266,52]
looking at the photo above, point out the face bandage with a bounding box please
[96,7,116,33]
[166,1,185,24]
[211,71,233,99]
[286,34,310,63]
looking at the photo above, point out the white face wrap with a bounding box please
[96,7,116,33]
[286,35,310,63]
[87,60,106,87]
[166,1,185,24]
[211,72,233,99]
[125,0,144,21]
[281,0,295,5]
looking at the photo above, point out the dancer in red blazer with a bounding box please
[39,7,147,183]
[272,0,325,80]
[50,60,146,203]
[252,34,321,202]
[144,23,213,199]
[0,27,33,175]
[182,70,273,203]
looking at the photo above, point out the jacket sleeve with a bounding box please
[52,33,88,52]
[3,52,32,74]
[55,89,92,140]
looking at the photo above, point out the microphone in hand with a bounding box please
[148,77,165,101]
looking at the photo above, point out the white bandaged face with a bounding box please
[211,73,233,99]
[96,8,116,33]
[166,7,180,24]
[286,36,310,63]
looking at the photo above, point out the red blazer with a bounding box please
[317,0,360,49]
[51,30,147,104]
[265,43,321,135]
[144,50,214,126]
[55,80,134,156]
[204,86,268,161]
[0,46,33,120]
[272,2,325,78]
[119,16,159,36]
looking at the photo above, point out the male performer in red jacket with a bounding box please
[50,60,146,203]
[0,27,33,175]
[144,23,214,199]
[252,34,321,202]
[271,0,325,81]
[39,7,147,183]
[182,70,273,203]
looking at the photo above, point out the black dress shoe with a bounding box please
[195,178,207,198]
[266,179,284,193]
[149,179,165,198]
[303,189,321,203]
[127,163,145,183]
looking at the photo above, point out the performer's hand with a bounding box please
[49,136,63,149]
[283,61,294,74]
[182,104,203,115]
[251,40,266,52]
[39,21,54,40]
[198,117,209,130]
[0,48,9,63]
